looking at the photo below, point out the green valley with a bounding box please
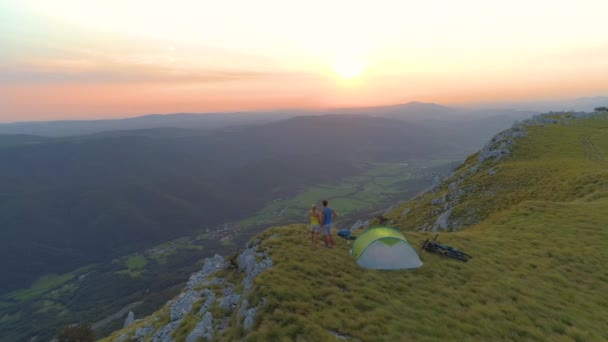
[103,111,608,341]
[239,160,458,228]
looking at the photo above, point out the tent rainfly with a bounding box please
[350,227,423,269]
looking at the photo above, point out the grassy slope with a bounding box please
[101,113,608,341]
[233,114,608,341]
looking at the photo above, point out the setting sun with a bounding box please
[332,60,366,80]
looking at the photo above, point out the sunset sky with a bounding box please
[1,0,608,122]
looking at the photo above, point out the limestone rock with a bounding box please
[152,320,181,342]
[186,312,214,342]
[170,290,200,322]
[123,311,135,328]
[349,220,364,231]
[186,254,226,290]
[133,324,154,341]
[198,289,216,315]
[219,294,240,312]
[238,247,273,291]
[433,208,453,232]
[243,307,257,330]
[431,196,445,206]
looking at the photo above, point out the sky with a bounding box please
[1,0,608,122]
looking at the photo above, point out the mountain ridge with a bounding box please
[102,109,608,341]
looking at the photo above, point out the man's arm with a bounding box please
[332,209,338,220]
[320,211,325,224]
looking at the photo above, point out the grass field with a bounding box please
[236,196,608,341]
[3,273,74,302]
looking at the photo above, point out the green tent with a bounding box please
[350,227,423,269]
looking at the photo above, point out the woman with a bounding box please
[308,204,321,244]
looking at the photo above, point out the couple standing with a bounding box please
[309,200,338,248]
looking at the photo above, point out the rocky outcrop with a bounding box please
[134,324,154,341]
[198,289,216,315]
[123,311,135,328]
[478,127,526,165]
[152,321,181,342]
[186,312,214,342]
[170,290,201,322]
[405,112,607,232]
[186,254,226,290]
[144,240,274,341]
[187,242,273,338]
[238,246,273,292]
[219,294,241,312]
[150,254,228,341]
[432,208,453,232]
[243,307,257,330]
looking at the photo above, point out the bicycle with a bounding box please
[419,234,472,262]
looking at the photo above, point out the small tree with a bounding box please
[594,106,608,112]
[56,323,95,342]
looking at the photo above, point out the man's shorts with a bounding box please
[310,224,320,233]
[322,224,333,236]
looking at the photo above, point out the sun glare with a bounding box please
[332,60,366,80]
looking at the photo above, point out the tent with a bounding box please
[350,227,423,269]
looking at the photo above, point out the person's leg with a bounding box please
[312,225,320,243]
[330,224,336,246]
[322,225,330,247]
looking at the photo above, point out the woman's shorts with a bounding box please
[310,224,320,233]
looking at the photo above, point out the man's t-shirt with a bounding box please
[323,207,333,225]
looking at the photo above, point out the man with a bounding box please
[320,199,338,248]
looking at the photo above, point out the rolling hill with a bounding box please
[103,110,608,341]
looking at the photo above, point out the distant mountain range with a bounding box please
[4,97,606,137]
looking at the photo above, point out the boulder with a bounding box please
[123,311,135,328]
[243,307,257,330]
[400,208,411,218]
[433,208,453,232]
[349,220,364,231]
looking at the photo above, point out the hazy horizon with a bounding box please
[2,0,608,122]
